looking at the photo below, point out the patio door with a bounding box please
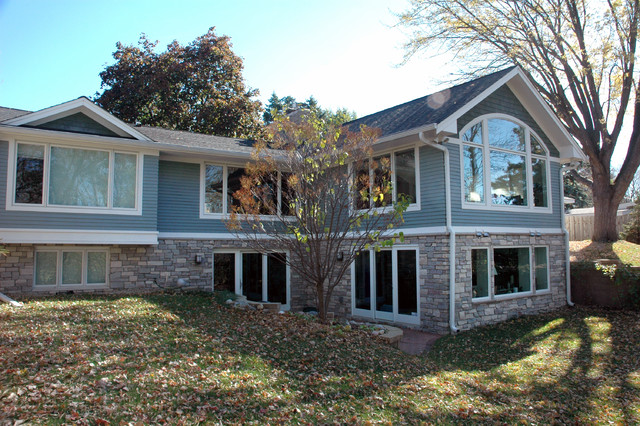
[213,251,289,309]
[352,248,419,324]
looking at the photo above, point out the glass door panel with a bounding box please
[354,252,371,311]
[267,253,287,304]
[375,251,393,320]
[214,253,235,292]
[397,250,418,318]
[242,253,263,301]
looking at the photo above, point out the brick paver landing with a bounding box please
[397,329,442,355]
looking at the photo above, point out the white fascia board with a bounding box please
[435,67,521,138]
[374,124,437,144]
[4,98,151,141]
[0,229,158,245]
[0,124,277,162]
[0,125,159,155]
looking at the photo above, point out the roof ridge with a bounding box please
[345,66,516,127]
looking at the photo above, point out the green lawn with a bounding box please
[1,294,638,424]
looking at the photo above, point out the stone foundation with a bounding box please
[454,233,567,331]
[0,232,568,334]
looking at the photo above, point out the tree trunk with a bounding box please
[316,281,327,323]
[592,172,621,242]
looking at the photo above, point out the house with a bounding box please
[0,67,585,333]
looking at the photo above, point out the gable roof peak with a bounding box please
[345,66,517,138]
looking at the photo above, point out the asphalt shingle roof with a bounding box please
[1,67,516,153]
[345,67,515,137]
[135,126,256,153]
[0,106,31,122]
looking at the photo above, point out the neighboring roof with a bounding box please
[0,106,31,122]
[345,67,515,138]
[136,126,256,153]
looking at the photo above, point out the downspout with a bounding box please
[419,132,459,333]
[561,162,579,307]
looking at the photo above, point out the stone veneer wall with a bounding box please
[0,240,309,309]
[0,233,568,334]
[324,235,451,334]
[454,233,567,331]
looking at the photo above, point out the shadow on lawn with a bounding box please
[425,306,640,424]
[3,293,638,423]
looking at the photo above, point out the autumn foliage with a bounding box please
[95,27,263,139]
[227,114,408,321]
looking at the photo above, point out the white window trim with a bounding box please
[6,139,143,216]
[533,245,551,293]
[459,114,553,214]
[350,245,421,325]
[200,162,290,220]
[212,249,291,310]
[33,246,110,290]
[471,244,551,302]
[353,145,421,213]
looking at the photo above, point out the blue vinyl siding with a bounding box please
[400,145,446,229]
[449,141,562,228]
[159,154,448,234]
[158,160,228,233]
[0,141,158,231]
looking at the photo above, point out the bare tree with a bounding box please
[398,0,640,241]
[226,114,408,321]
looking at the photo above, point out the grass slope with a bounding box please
[570,239,640,266]
[1,294,638,424]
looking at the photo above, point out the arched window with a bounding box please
[461,116,550,210]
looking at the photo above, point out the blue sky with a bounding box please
[0,0,455,117]
[0,0,630,166]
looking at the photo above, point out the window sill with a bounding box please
[472,290,552,304]
[461,203,553,214]
[7,204,142,216]
[33,284,109,291]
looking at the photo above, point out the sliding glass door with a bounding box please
[352,247,419,324]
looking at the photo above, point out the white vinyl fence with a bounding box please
[566,213,632,241]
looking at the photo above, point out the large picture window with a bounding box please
[34,247,109,289]
[471,246,550,301]
[461,116,550,210]
[12,142,139,213]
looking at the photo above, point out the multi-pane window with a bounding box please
[461,117,550,209]
[14,142,138,211]
[355,147,418,209]
[471,246,550,300]
[204,165,289,216]
[34,248,108,289]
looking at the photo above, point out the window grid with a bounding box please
[354,146,420,211]
[461,115,551,212]
[471,245,550,301]
[33,247,109,289]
